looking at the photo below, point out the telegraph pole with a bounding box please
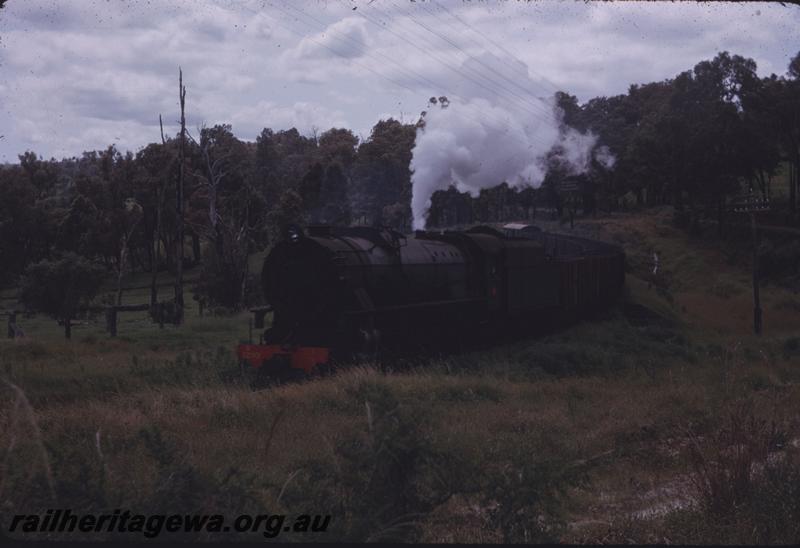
[733,189,770,335]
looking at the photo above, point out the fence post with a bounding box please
[105,307,118,337]
[254,309,266,329]
[7,311,16,339]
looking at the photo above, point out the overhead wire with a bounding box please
[263,1,520,135]
[389,1,596,176]
[375,0,560,125]
[263,0,558,153]
[238,0,564,183]
[427,1,564,97]
[351,0,573,176]
[257,0,561,135]
[270,0,513,133]
[351,0,560,127]
[361,1,569,177]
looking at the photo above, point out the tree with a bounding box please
[114,198,143,305]
[255,127,317,205]
[319,163,351,224]
[0,164,50,283]
[19,254,106,339]
[779,51,800,217]
[266,189,305,245]
[188,124,265,309]
[174,68,187,324]
[134,130,176,311]
[350,119,416,229]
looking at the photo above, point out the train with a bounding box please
[236,223,625,381]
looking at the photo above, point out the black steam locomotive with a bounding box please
[237,223,625,379]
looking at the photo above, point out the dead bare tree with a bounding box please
[149,115,169,313]
[174,68,186,324]
[116,199,143,305]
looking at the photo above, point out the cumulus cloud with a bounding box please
[290,17,368,61]
[278,17,371,84]
[0,0,797,162]
[229,100,348,139]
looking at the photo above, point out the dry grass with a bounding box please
[1,208,799,542]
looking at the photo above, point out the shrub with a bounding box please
[280,381,453,542]
[18,253,106,339]
[665,402,800,544]
[783,337,800,360]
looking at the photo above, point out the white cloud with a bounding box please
[228,100,348,139]
[291,16,368,60]
[0,0,797,162]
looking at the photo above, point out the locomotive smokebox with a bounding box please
[261,231,343,337]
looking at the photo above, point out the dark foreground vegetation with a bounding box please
[2,208,800,543]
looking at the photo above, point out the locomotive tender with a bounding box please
[237,223,625,380]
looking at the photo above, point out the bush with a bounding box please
[18,253,106,339]
[666,402,800,544]
[759,238,800,280]
[483,451,581,543]
[280,383,451,542]
[192,245,248,311]
[783,336,800,360]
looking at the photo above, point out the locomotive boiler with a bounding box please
[237,223,625,380]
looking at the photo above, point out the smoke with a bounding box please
[409,54,610,230]
[594,145,616,169]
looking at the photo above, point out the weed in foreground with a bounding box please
[662,401,800,544]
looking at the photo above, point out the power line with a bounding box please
[372,0,559,125]
[263,1,521,136]
[354,0,560,126]
[267,0,560,156]
[380,0,559,124]
[244,1,561,176]
[429,1,564,97]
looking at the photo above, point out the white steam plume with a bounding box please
[410,53,607,230]
[594,145,617,169]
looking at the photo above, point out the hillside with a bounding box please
[1,209,799,543]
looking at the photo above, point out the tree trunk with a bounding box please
[174,69,186,324]
[8,311,17,339]
[116,246,126,306]
[240,246,250,307]
[792,153,799,219]
[192,232,201,263]
[674,186,684,211]
[64,317,71,340]
[149,237,158,309]
[786,160,793,218]
[106,307,117,337]
[152,115,167,311]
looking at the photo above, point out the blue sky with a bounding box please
[0,0,798,162]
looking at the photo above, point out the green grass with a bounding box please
[3,288,799,542]
[2,210,800,543]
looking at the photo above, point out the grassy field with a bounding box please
[2,208,800,543]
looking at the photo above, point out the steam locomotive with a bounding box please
[236,223,625,380]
